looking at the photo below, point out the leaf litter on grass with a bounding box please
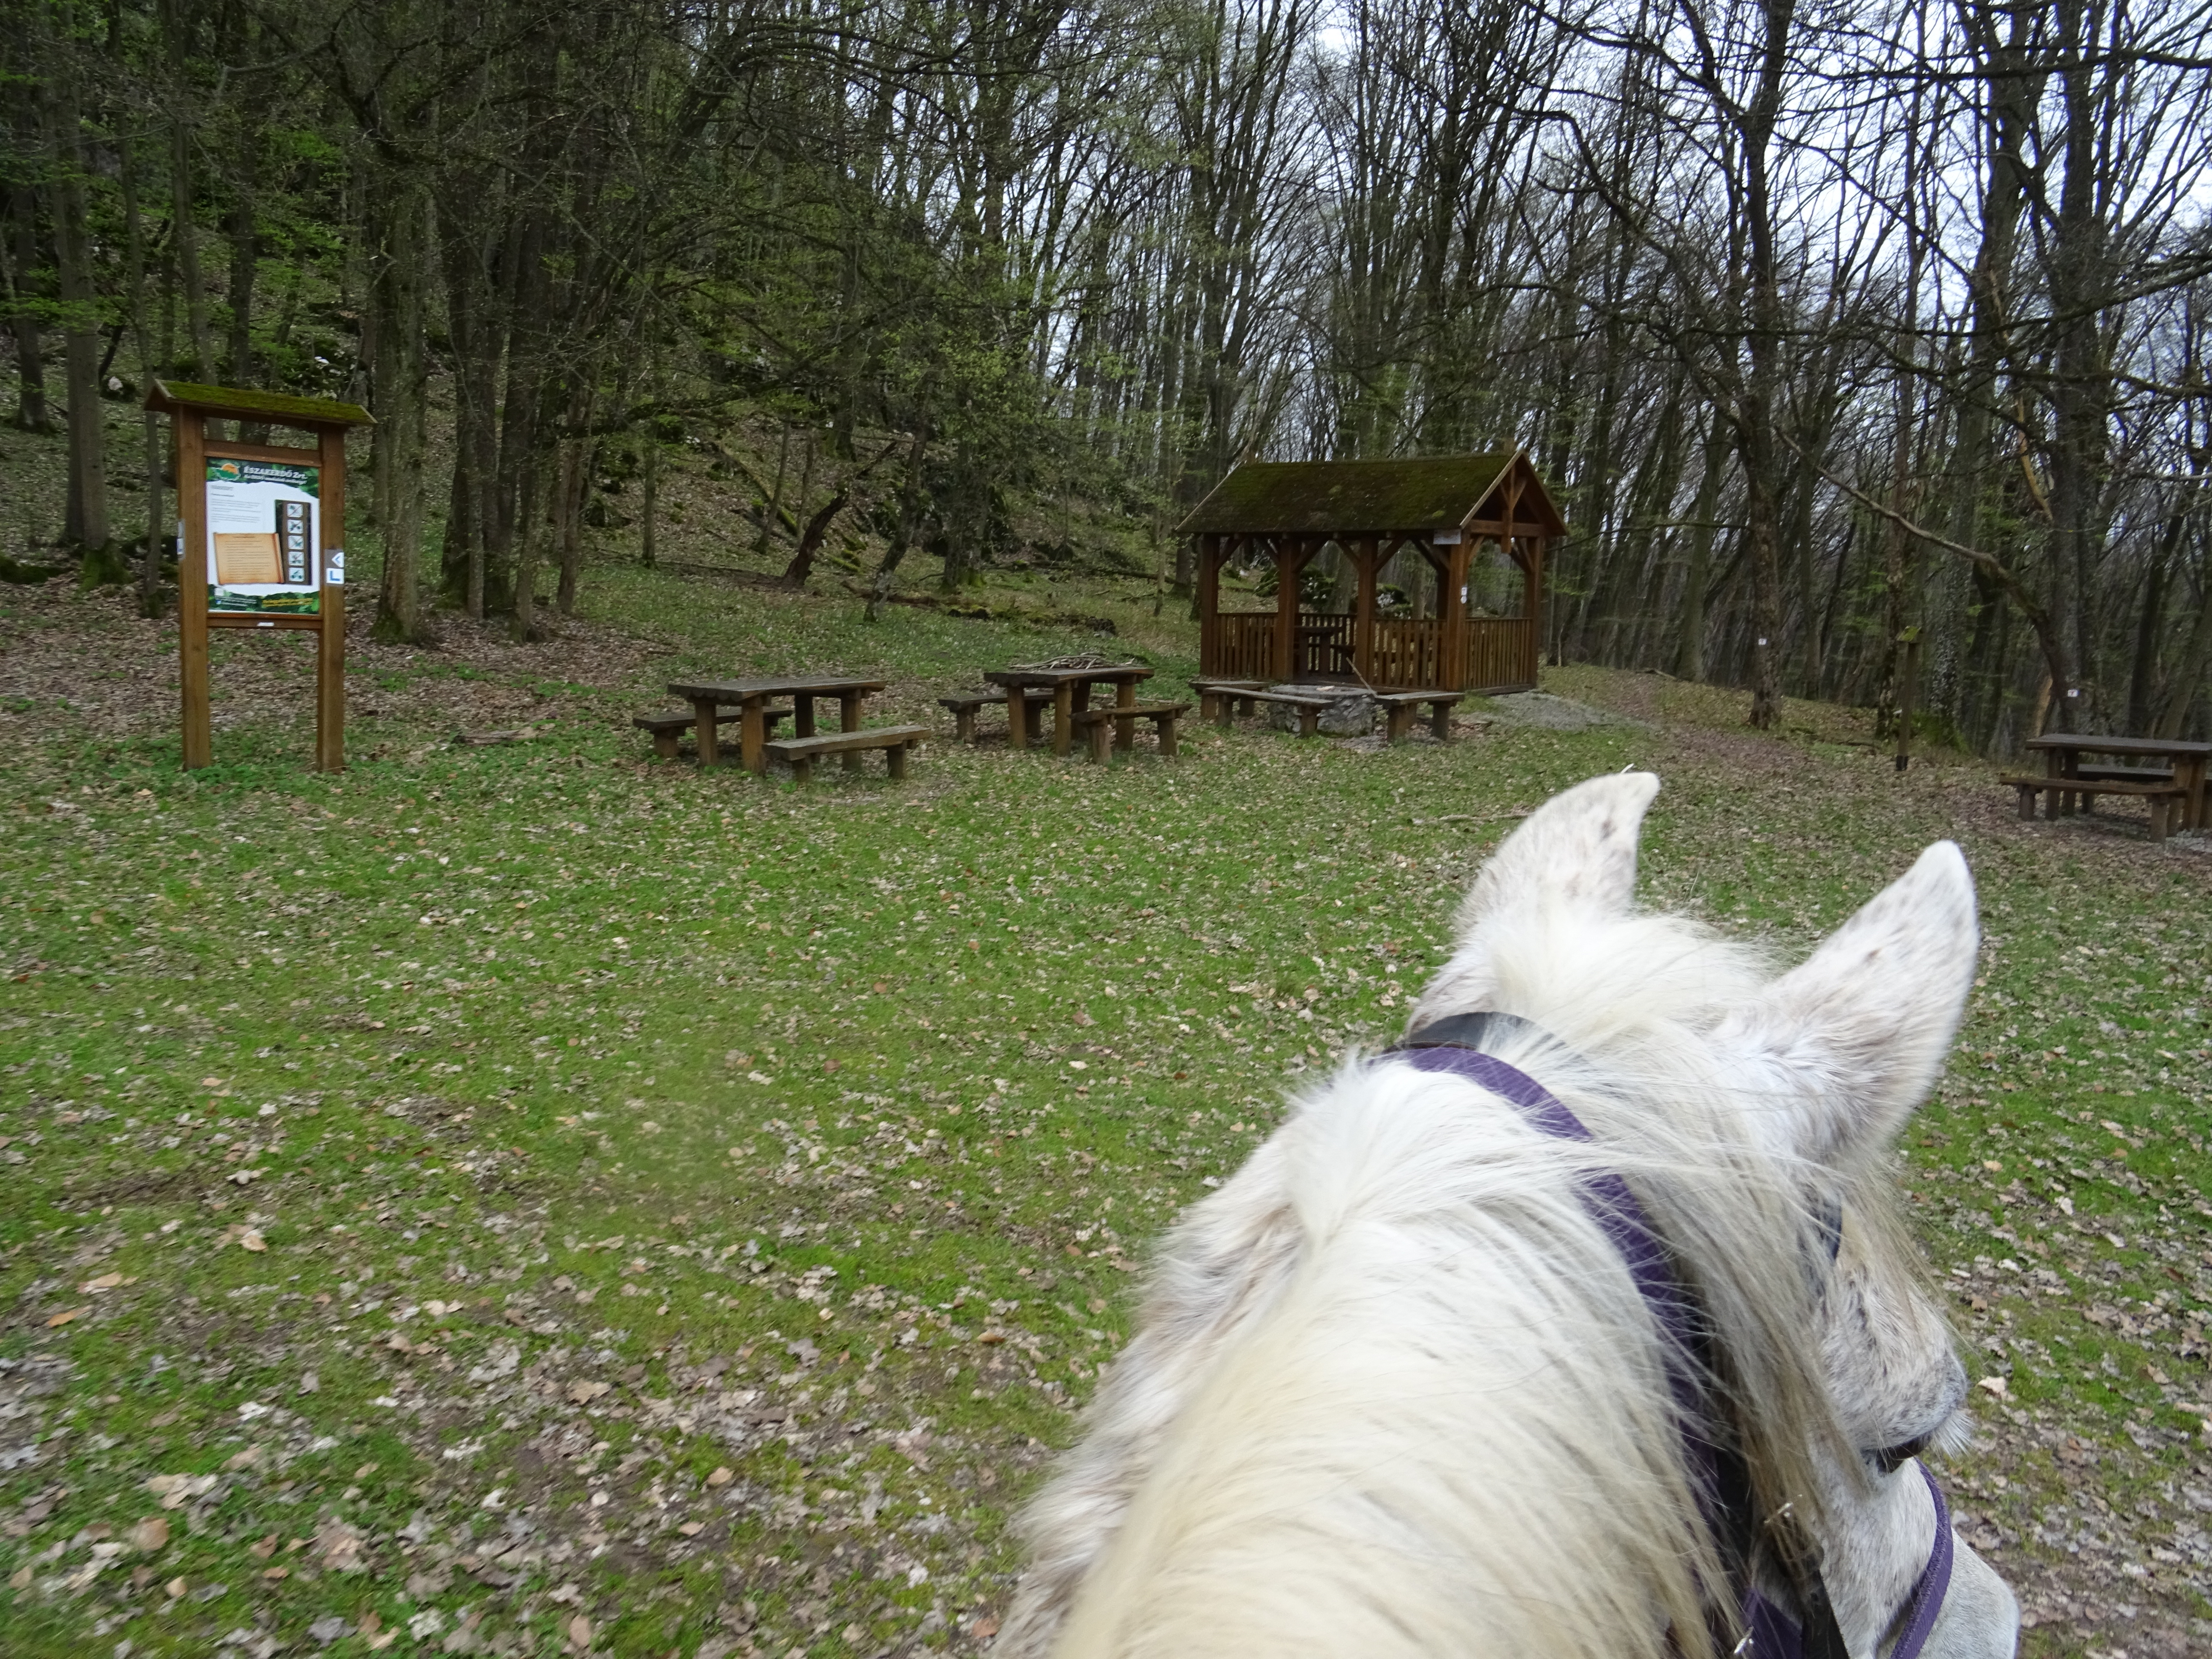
[1,573,2209,1656]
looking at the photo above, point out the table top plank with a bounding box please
[2025,734,2212,758]
[669,674,887,700]
[983,665,1153,688]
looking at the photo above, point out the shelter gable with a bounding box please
[1178,455,1517,536]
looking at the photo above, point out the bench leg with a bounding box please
[1430,702,1452,742]
[1235,697,1254,718]
[1200,692,1220,724]
[2014,785,2037,821]
[1114,713,1135,754]
[2150,797,2168,843]
[1298,707,1320,738]
[1157,714,1178,759]
[1086,720,1112,764]
[955,709,976,743]
[652,731,680,760]
[790,756,814,785]
[888,742,910,781]
[1385,706,1411,744]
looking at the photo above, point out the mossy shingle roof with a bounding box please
[1177,454,1562,536]
[146,379,373,428]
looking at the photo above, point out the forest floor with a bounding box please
[3,522,2212,1657]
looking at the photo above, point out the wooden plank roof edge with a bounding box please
[145,378,374,428]
[1175,449,1566,537]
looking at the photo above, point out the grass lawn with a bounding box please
[2,541,2210,1658]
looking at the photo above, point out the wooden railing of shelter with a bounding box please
[1464,617,1535,691]
[1296,614,1356,677]
[1205,611,1275,681]
[1202,608,1535,691]
[1370,617,1443,687]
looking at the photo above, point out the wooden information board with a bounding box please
[146,381,373,772]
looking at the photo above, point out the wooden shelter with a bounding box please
[1179,451,1563,693]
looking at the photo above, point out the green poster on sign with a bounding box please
[206,458,322,614]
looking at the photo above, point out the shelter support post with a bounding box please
[1527,535,1545,670]
[1439,540,1471,692]
[1273,538,1300,681]
[1353,536,1379,683]
[1198,534,1222,677]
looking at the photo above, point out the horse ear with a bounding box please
[1454,771,1659,934]
[1718,841,1978,1164]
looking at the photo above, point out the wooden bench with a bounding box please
[2073,764,2174,786]
[1376,690,1464,743]
[1070,701,1192,763]
[1237,687,1336,738]
[939,688,1056,745]
[2000,774,2188,841]
[766,725,929,783]
[1191,678,1264,725]
[633,706,790,760]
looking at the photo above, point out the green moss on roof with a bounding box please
[146,380,373,428]
[1177,454,1565,535]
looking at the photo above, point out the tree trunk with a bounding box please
[48,59,114,569]
[1674,414,1729,680]
[2152,494,2208,736]
[555,387,591,616]
[2125,559,2164,735]
[437,169,500,615]
[1735,0,1796,729]
[367,162,430,643]
[166,1,214,381]
[753,421,791,560]
[866,415,933,622]
[640,433,657,568]
[121,131,167,617]
[782,488,850,589]
[510,450,552,642]
[3,121,53,433]
[226,123,258,400]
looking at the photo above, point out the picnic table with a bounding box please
[983,662,1154,757]
[667,673,888,773]
[2014,733,2212,835]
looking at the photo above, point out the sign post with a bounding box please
[146,381,373,772]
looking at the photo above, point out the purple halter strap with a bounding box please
[1394,1021,1955,1659]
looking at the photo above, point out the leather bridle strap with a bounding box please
[1887,1464,1956,1659]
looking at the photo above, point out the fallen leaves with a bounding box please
[44,1307,83,1327]
[567,1379,612,1405]
[315,1516,367,1572]
[221,1223,268,1252]
[143,1473,218,1510]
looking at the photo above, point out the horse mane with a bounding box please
[999,891,1927,1659]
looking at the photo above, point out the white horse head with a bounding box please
[998,773,2017,1659]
